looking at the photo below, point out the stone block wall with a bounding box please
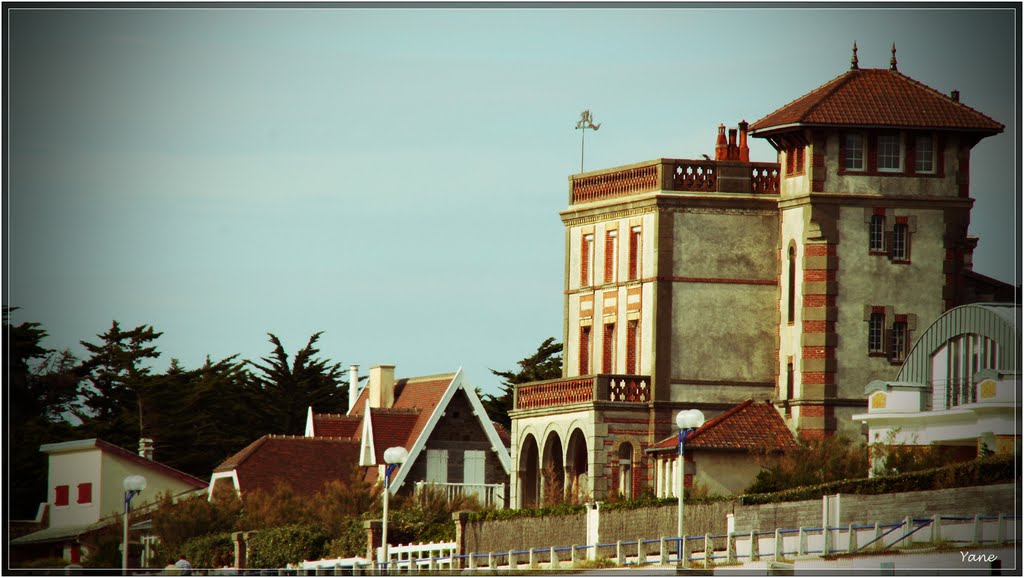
[463,512,587,555]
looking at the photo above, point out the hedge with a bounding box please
[247,524,329,569]
[739,454,1015,505]
[181,532,234,568]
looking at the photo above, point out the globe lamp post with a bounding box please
[381,446,408,571]
[675,409,705,565]
[122,475,147,575]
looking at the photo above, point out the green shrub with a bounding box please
[246,524,329,569]
[468,501,587,523]
[181,532,234,568]
[324,518,368,559]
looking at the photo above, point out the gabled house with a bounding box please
[852,302,1020,475]
[10,438,208,566]
[210,365,512,508]
[646,400,799,497]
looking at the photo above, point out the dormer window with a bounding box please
[877,134,903,172]
[915,134,935,174]
[843,133,865,171]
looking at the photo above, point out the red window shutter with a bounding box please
[77,483,92,504]
[579,326,591,375]
[54,485,69,506]
[580,236,590,286]
[604,232,616,283]
[628,230,640,280]
[602,324,614,373]
[626,321,638,374]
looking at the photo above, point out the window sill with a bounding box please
[890,259,911,265]
[868,352,888,358]
[868,250,887,256]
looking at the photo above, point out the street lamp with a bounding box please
[122,475,147,575]
[675,409,705,565]
[381,446,408,571]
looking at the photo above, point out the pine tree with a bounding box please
[482,337,563,430]
[247,332,348,435]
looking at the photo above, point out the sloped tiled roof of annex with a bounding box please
[649,400,799,452]
[214,435,363,496]
[749,67,1004,135]
[310,413,362,438]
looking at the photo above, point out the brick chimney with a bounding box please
[715,124,728,160]
[138,437,154,460]
[738,120,750,162]
[368,365,396,409]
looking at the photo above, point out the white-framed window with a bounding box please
[844,133,865,170]
[877,134,903,172]
[915,134,935,173]
[869,214,886,253]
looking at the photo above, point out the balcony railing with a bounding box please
[570,159,780,204]
[414,481,506,509]
[932,378,977,411]
[514,374,652,410]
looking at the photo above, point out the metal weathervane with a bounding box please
[575,109,601,173]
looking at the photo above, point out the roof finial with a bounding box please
[851,41,859,70]
[890,42,898,71]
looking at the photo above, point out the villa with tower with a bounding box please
[508,45,1012,508]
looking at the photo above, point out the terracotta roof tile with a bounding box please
[367,408,421,462]
[650,400,799,452]
[310,413,361,438]
[349,372,455,450]
[750,68,1004,134]
[215,435,365,496]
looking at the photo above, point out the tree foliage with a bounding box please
[482,337,562,429]
[247,332,348,435]
[745,434,870,494]
[76,321,163,449]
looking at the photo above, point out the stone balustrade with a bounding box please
[569,159,780,204]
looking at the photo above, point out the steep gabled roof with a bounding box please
[649,400,799,453]
[214,435,362,496]
[750,68,1004,136]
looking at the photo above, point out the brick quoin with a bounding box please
[799,429,828,441]
[804,244,837,257]
[803,295,836,308]
[801,346,835,359]
[801,321,835,333]
[803,269,836,282]
[801,372,833,385]
[799,404,834,418]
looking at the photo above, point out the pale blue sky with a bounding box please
[7,6,1019,397]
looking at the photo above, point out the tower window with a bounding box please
[844,133,865,170]
[626,320,639,374]
[877,134,903,172]
[628,227,641,281]
[869,214,886,253]
[892,222,910,262]
[579,326,592,375]
[890,318,909,363]
[868,311,885,354]
[602,323,615,373]
[581,234,594,286]
[604,230,618,283]
[787,245,796,325]
[915,135,935,174]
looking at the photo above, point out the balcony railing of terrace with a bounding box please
[414,481,507,509]
[569,159,780,205]
[513,374,652,411]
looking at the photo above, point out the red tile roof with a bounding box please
[650,400,799,452]
[214,435,364,496]
[366,408,422,462]
[349,372,455,450]
[750,68,1004,135]
[310,413,361,438]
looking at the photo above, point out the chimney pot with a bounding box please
[738,120,750,163]
[715,124,728,161]
[951,89,960,102]
[138,437,154,461]
[348,364,360,415]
